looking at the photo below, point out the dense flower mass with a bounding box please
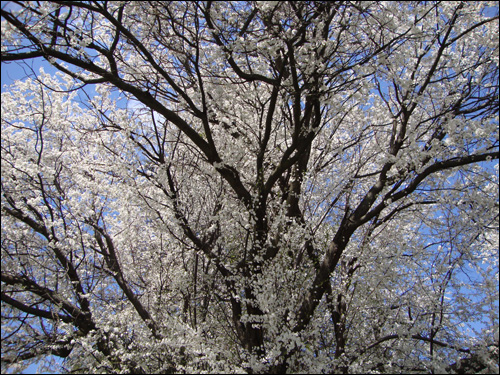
[1,1,498,373]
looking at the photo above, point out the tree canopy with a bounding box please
[1,1,499,373]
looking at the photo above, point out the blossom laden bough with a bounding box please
[1,1,498,373]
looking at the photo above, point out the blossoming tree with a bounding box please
[1,1,498,373]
